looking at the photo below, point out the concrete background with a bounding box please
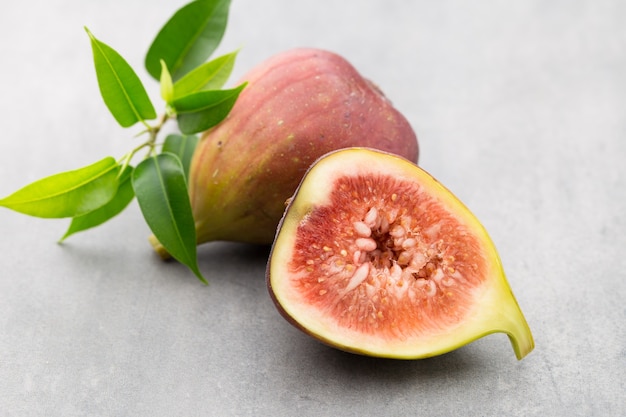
[0,0,624,415]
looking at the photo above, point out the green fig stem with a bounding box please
[149,234,173,260]
[506,318,535,360]
[501,293,535,360]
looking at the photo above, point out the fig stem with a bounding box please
[501,292,535,360]
[148,234,172,260]
[507,315,535,360]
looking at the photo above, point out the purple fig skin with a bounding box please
[188,47,418,246]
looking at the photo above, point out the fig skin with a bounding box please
[187,48,418,247]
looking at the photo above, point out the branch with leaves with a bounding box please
[0,0,245,283]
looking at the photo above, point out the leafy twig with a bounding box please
[0,0,244,283]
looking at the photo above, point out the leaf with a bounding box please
[60,165,135,241]
[173,50,239,99]
[174,83,246,134]
[145,0,231,81]
[132,154,205,283]
[0,157,119,218]
[86,27,156,127]
[160,60,174,103]
[162,134,199,179]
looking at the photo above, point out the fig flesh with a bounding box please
[267,148,534,360]
[184,48,418,248]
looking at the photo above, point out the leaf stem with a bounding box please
[117,111,172,174]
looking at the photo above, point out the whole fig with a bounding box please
[153,48,418,255]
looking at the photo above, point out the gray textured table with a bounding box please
[1,1,624,416]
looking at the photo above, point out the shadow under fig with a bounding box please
[320,343,481,380]
[197,241,272,266]
[194,241,272,285]
[279,328,488,385]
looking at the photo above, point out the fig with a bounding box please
[153,48,418,254]
[266,148,534,360]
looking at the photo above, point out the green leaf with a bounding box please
[160,60,174,103]
[60,165,135,241]
[173,50,239,99]
[132,154,205,283]
[0,157,119,218]
[86,27,156,127]
[174,82,246,134]
[145,0,231,81]
[162,134,199,179]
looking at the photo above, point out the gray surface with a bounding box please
[1,1,624,416]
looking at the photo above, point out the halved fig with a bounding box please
[267,148,534,360]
